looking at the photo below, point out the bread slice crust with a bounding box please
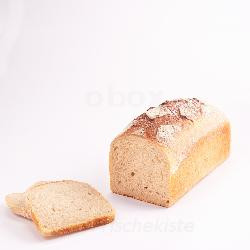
[31,211,114,237]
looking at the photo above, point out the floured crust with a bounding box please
[125,98,203,137]
[121,98,229,174]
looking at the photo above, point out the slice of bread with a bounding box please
[25,180,115,237]
[5,181,51,219]
[5,193,30,219]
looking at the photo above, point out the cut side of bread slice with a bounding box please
[26,180,115,237]
[5,181,51,219]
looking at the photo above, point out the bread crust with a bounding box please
[169,121,230,206]
[31,211,115,237]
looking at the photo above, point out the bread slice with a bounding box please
[109,98,230,207]
[5,193,30,219]
[5,181,51,219]
[25,180,115,237]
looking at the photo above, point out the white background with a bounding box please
[0,0,250,249]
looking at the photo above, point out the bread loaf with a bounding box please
[109,98,230,207]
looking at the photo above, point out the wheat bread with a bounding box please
[109,98,230,207]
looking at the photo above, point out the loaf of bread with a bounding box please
[109,98,230,207]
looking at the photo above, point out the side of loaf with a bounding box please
[109,98,230,207]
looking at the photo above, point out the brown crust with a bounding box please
[31,211,115,237]
[168,122,230,206]
[124,98,204,142]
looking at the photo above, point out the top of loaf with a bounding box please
[122,98,228,173]
[125,98,204,142]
